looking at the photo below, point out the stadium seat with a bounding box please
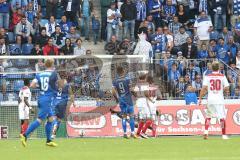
[13,80,24,92]
[22,44,34,55]
[6,93,18,101]
[0,93,3,102]
[5,68,21,79]
[13,59,30,67]
[6,32,15,44]
[22,68,34,79]
[56,6,64,19]
[56,19,61,24]
[40,18,48,27]
[41,0,46,7]
[9,44,22,55]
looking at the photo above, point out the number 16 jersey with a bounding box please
[33,70,58,98]
[202,72,229,105]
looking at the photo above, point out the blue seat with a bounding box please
[56,19,61,24]
[22,68,34,79]
[41,0,46,7]
[13,80,24,92]
[5,68,21,79]
[0,93,3,102]
[40,18,48,27]
[22,44,34,55]
[7,32,15,43]
[6,93,18,101]
[13,59,29,67]
[9,44,22,55]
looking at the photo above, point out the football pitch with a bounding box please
[1,136,240,160]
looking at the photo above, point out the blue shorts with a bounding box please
[37,96,54,120]
[53,100,67,119]
[119,101,134,115]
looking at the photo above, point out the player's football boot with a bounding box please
[130,133,138,139]
[46,141,58,147]
[222,135,229,140]
[123,134,130,139]
[140,133,149,139]
[203,134,208,140]
[20,134,27,147]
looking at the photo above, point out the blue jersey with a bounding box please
[54,84,70,106]
[35,70,58,98]
[113,76,133,106]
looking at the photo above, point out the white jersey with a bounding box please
[18,86,31,120]
[202,72,229,105]
[19,86,31,108]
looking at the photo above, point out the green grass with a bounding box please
[0,136,240,160]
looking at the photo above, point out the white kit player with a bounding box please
[134,73,154,139]
[199,61,230,140]
[18,79,32,135]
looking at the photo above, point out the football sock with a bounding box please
[24,120,41,137]
[53,119,60,134]
[129,117,135,133]
[45,121,53,141]
[22,122,29,134]
[220,119,226,135]
[204,118,211,134]
[137,121,144,135]
[152,123,157,137]
[122,118,127,133]
[142,120,152,134]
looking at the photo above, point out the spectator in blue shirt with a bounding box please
[184,85,197,105]
[168,63,181,97]
[227,61,239,97]
[59,15,73,34]
[92,13,100,45]
[80,0,93,41]
[209,27,219,41]
[11,0,28,12]
[148,0,163,28]
[0,0,10,30]
[216,37,230,64]
[151,27,168,59]
[135,0,147,39]
[228,36,238,62]
[197,43,209,59]
[162,0,176,24]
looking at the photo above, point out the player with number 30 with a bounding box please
[199,61,230,140]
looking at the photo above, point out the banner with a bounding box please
[66,105,240,137]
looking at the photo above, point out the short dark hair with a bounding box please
[24,79,30,86]
[117,66,124,75]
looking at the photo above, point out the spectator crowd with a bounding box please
[1,0,240,100]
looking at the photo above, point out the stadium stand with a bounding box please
[0,0,240,101]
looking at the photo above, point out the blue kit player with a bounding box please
[20,59,58,147]
[52,78,74,139]
[112,66,137,139]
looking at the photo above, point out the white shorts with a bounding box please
[19,105,30,120]
[136,98,151,119]
[148,100,157,121]
[206,104,226,119]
